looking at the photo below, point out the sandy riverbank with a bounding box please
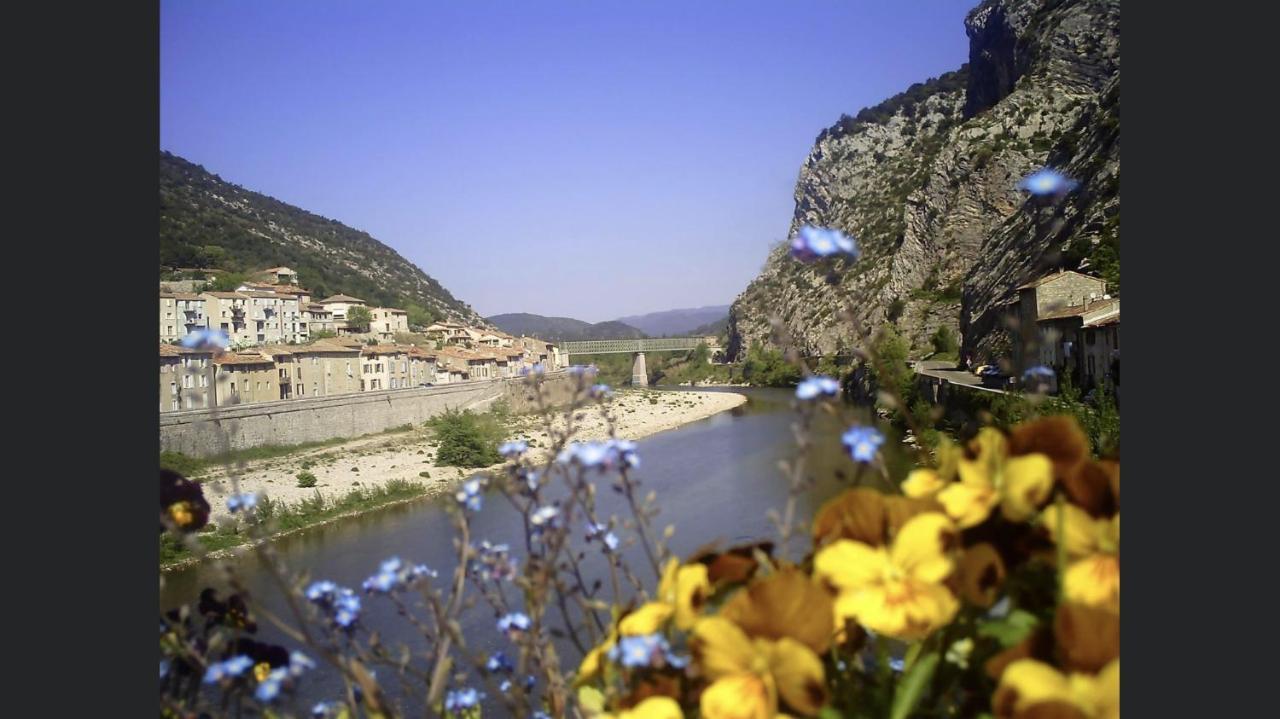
[198,388,747,527]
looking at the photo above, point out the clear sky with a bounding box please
[161,0,974,322]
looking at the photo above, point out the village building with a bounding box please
[160,343,215,412]
[358,345,412,391]
[159,293,207,343]
[1006,269,1119,395]
[406,346,439,386]
[213,351,278,406]
[370,307,410,340]
[200,291,254,346]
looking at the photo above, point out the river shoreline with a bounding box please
[164,388,747,571]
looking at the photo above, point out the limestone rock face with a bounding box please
[727,0,1119,362]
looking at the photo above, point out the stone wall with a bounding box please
[159,372,579,458]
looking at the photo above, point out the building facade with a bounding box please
[160,344,215,412]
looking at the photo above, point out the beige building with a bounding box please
[305,303,336,335]
[201,292,254,347]
[320,294,368,323]
[255,266,300,285]
[160,343,215,412]
[213,352,278,406]
[359,345,412,391]
[426,322,474,347]
[407,346,439,386]
[159,293,208,343]
[370,307,410,340]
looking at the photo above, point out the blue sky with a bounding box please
[161,0,974,322]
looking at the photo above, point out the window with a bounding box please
[172,399,180,410]
[298,384,304,396]
[1087,356,1096,376]
[170,381,177,395]
[199,374,207,388]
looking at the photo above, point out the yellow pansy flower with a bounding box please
[1042,505,1120,612]
[601,696,684,719]
[577,627,618,684]
[813,512,960,640]
[692,617,827,718]
[719,567,834,655]
[936,428,1054,528]
[902,436,963,499]
[993,658,1119,719]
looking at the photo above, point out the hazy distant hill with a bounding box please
[487,313,646,341]
[159,151,489,326]
[614,305,730,337]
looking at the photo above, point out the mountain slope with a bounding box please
[159,151,489,326]
[727,0,1119,362]
[487,313,647,341]
[615,305,730,337]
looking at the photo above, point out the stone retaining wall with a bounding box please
[160,372,579,457]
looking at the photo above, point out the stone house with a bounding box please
[201,292,254,347]
[1080,314,1120,394]
[437,346,496,380]
[1033,297,1119,392]
[359,345,412,391]
[319,294,368,327]
[406,346,439,386]
[159,293,207,343]
[160,343,215,412]
[370,307,410,340]
[305,303,336,335]
[212,351,277,406]
[255,266,300,285]
[299,340,364,397]
[1010,270,1110,375]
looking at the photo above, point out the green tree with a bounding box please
[742,344,802,387]
[346,305,373,332]
[931,326,958,356]
[406,303,435,329]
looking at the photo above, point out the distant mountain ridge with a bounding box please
[487,313,646,341]
[614,305,730,337]
[159,151,489,327]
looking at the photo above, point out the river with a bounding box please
[160,387,913,714]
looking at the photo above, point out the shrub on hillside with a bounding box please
[295,471,317,488]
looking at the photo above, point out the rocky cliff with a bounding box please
[727,0,1119,362]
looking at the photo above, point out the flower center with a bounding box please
[167,502,194,527]
[254,662,272,682]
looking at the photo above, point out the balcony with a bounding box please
[278,369,292,384]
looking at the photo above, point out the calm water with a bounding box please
[160,387,910,713]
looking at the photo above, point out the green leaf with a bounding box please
[890,650,940,719]
[977,609,1040,647]
[819,707,844,719]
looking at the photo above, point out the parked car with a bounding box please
[419,382,434,388]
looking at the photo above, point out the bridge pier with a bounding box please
[631,352,648,387]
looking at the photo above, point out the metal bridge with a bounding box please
[560,337,721,387]
[559,336,719,357]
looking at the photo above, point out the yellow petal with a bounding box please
[699,673,774,719]
[813,540,891,592]
[691,617,760,679]
[993,659,1073,716]
[720,567,835,655]
[619,602,674,636]
[1000,453,1054,521]
[836,579,959,641]
[933,435,964,481]
[764,637,827,716]
[890,512,957,583]
[576,634,614,683]
[657,558,681,603]
[1041,504,1104,559]
[959,428,1008,487]
[937,482,999,529]
[1064,555,1120,613]
[673,564,711,631]
[619,696,684,719]
[1092,659,1120,719]
[902,468,946,499]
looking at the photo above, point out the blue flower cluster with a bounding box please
[226,493,258,513]
[444,687,482,712]
[203,655,253,684]
[469,540,519,581]
[529,505,561,541]
[499,675,537,694]
[842,426,884,463]
[796,375,840,401]
[589,383,613,401]
[312,702,339,718]
[362,556,437,593]
[305,581,361,629]
[585,521,620,552]
[557,439,640,472]
[521,363,546,378]
[1018,168,1079,196]
[790,225,859,263]
[567,364,599,378]
[607,633,688,669]
[179,327,231,351]
[485,651,514,674]
[498,440,528,459]
[455,477,485,512]
[497,612,531,638]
